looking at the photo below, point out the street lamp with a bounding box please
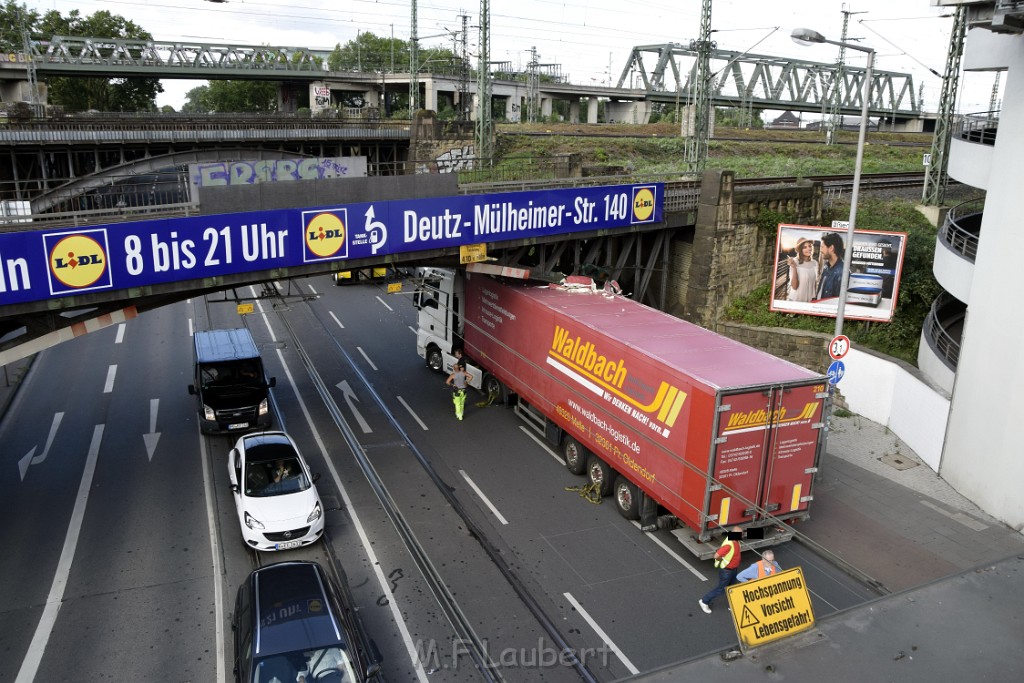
[792,28,875,340]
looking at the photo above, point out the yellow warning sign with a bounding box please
[726,566,815,649]
[387,282,402,294]
[236,302,255,315]
[460,244,488,264]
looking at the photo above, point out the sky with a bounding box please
[20,0,1003,114]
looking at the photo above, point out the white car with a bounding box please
[227,431,324,551]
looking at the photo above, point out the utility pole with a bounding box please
[476,0,493,162]
[826,8,866,145]
[409,0,419,113]
[921,5,965,206]
[526,46,540,123]
[683,0,713,174]
[458,13,470,121]
[988,71,1001,117]
[19,9,38,106]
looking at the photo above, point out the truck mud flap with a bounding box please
[669,525,796,561]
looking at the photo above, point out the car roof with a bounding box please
[253,562,347,656]
[242,432,298,462]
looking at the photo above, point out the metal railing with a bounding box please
[923,292,965,370]
[940,197,984,261]
[956,111,999,145]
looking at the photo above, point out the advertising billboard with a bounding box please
[769,224,907,323]
[0,183,662,308]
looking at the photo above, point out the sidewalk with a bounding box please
[629,412,1024,682]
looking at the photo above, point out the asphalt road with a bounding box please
[0,273,880,682]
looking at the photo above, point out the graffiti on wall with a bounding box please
[190,157,367,189]
[425,145,475,174]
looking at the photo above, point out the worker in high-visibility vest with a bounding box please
[736,549,783,583]
[698,526,743,614]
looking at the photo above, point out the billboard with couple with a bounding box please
[770,224,908,323]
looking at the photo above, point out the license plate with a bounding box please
[228,422,248,430]
[276,539,302,550]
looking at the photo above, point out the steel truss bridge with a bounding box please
[1,36,921,118]
[618,43,919,118]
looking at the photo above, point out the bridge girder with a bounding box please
[619,43,919,117]
[32,35,328,80]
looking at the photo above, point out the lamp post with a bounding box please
[792,28,875,341]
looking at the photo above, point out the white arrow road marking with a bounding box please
[336,380,372,433]
[18,412,64,480]
[16,424,103,683]
[143,398,161,461]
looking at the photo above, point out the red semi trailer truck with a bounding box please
[415,264,829,558]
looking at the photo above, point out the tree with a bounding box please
[0,1,39,52]
[32,8,163,111]
[183,80,279,113]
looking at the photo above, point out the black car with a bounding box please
[232,561,381,683]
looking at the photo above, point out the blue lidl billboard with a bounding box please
[0,183,663,307]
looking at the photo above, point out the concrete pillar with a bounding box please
[541,96,553,119]
[423,79,438,112]
[569,100,580,124]
[587,98,599,124]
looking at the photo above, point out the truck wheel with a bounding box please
[562,436,588,475]
[587,455,614,496]
[426,346,443,372]
[613,476,641,520]
[483,373,507,405]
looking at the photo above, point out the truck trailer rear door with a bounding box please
[707,383,824,531]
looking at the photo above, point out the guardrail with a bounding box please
[956,111,999,146]
[923,292,965,371]
[940,197,984,261]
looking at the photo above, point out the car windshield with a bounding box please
[245,456,310,497]
[200,360,261,389]
[253,646,356,683]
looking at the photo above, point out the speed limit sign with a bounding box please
[829,335,851,360]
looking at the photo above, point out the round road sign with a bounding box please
[829,335,851,360]
[827,360,846,385]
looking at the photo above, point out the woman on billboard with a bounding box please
[786,237,819,303]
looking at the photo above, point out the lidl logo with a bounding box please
[631,186,656,223]
[303,209,348,261]
[45,230,112,293]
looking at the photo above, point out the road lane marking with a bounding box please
[408,325,416,334]
[253,294,429,682]
[630,521,706,581]
[308,283,319,295]
[103,365,117,393]
[18,412,64,480]
[375,295,393,311]
[330,311,345,329]
[518,426,705,580]
[459,470,509,525]
[336,380,373,433]
[356,346,378,371]
[16,425,104,683]
[519,426,565,465]
[563,591,639,675]
[198,424,226,683]
[115,323,126,344]
[397,396,429,430]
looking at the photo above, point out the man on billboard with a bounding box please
[816,232,845,301]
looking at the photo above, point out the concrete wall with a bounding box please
[941,27,1024,532]
[715,322,948,472]
[682,170,823,328]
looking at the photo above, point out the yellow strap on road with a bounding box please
[565,482,603,505]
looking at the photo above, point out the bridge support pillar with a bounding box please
[587,98,599,124]
[569,100,580,124]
